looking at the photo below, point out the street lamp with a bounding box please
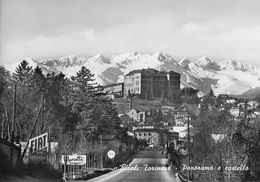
[100,135,103,169]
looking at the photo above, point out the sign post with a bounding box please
[29,132,48,153]
[107,150,116,168]
[28,132,48,163]
[107,150,116,159]
[61,154,86,165]
[29,150,48,163]
[61,154,87,179]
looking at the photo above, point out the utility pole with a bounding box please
[244,99,248,122]
[11,84,16,164]
[1,114,4,139]
[21,94,44,159]
[48,127,51,163]
[4,107,11,140]
[187,115,190,181]
[40,96,45,134]
[100,135,103,168]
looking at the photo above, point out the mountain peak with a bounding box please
[179,58,191,69]
[39,55,84,68]
[153,52,166,62]
[195,56,220,70]
[59,55,85,66]
[196,56,212,66]
[89,54,111,64]
[152,52,176,63]
[219,59,258,73]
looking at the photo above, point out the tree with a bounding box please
[209,88,214,97]
[11,61,37,139]
[45,72,69,104]
[0,66,11,98]
[0,67,12,139]
[31,66,46,95]
[13,60,33,87]
[71,66,95,93]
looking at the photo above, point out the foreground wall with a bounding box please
[0,138,21,167]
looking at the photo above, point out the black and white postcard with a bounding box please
[0,0,260,181]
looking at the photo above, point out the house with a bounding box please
[102,83,124,99]
[230,107,240,117]
[158,121,169,127]
[226,99,236,104]
[132,125,154,131]
[171,124,194,140]
[174,109,189,126]
[127,108,146,122]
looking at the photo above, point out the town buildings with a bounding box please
[174,109,189,126]
[127,108,146,122]
[134,128,167,146]
[134,128,160,146]
[115,69,260,150]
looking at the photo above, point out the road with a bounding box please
[87,151,177,182]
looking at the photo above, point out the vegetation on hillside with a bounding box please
[181,96,260,182]
[0,61,132,165]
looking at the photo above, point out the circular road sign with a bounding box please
[107,150,116,159]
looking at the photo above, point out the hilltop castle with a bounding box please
[124,68,181,99]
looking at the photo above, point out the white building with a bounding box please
[124,72,141,96]
[211,134,226,142]
[174,110,189,126]
[171,124,194,140]
[127,108,146,122]
[133,125,154,131]
[230,107,240,117]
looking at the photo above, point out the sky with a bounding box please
[1,0,260,65]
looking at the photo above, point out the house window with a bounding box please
[139,133,141,136]
[144,133,146,136]
[148,133,151,136]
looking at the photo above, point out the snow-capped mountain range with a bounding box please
[4,52,260,96]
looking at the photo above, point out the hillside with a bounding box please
[240,87,260,99]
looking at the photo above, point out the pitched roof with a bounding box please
[134,128,160,133]
[125,68,160,76]
[125,68,180,76]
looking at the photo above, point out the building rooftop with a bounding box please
[134,128,160,133]
[125,68,180,76]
